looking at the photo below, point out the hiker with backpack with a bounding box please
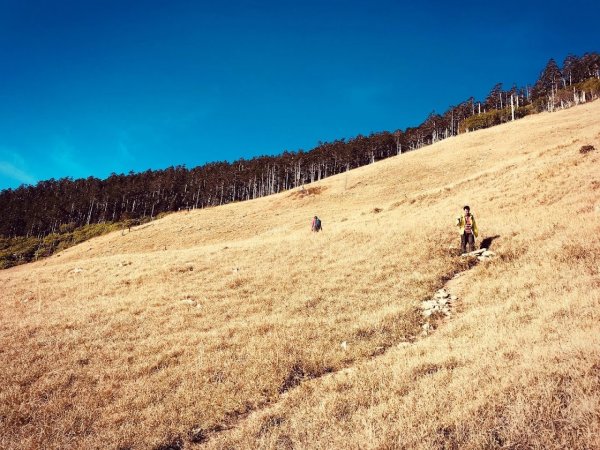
[311,216,322,232]
[456,205,478,254]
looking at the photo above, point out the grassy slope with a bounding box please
[1,101,599,449]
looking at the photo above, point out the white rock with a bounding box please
[421,323,431,335]
[450,295,458,301]
[340,341,348,350]
[423,309,433,317]
[72,267,84,273]
[181,299,197,306]
[421,300,438,309]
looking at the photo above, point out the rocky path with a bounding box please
[178,248,496,449]
[420,248,495,335]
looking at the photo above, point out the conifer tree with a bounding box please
[532,58,562,101]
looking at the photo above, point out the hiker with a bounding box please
[456,205,478,254]
[311,216,322,232]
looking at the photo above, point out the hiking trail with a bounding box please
[163,248,496,449]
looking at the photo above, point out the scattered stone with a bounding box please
[462,247,496,262]
[189,428,207,444]
[421,300,438,310]
[580,144,595,154]
[72,267,84,273]
[340,341,348,350]
[435,290,450,299]
[421,292,457,318]
[154,438,184,450]
[461,248,485,257]
[171,264,194,273]
[181,299,197,307]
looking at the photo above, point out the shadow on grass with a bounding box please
[480,235,500,250]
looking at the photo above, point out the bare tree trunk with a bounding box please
[194,187,201,209]
[510,94,515,121]
[395,131,402,155]
[86,199,95,225]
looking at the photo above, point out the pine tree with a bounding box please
[484,83,503,111]
[532,58,562,100]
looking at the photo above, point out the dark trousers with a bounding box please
[461,232,475,253]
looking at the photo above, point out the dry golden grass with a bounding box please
[1,101,600,449]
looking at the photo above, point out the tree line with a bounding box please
[1,52,599,239]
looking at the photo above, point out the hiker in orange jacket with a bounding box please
[456,205,478,254]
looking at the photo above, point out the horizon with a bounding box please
[1,0,598,190]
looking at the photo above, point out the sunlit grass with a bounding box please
[1,101,599,449]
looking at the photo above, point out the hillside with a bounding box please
[2,53,598,242]
[1,101,599,449]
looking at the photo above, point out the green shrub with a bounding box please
[0,221,122,270]
[0,236,40,269]
[155,211,171,220]
[59,222,77,234]
[579,78,600,96]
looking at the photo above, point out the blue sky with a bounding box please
[0,0,597,190]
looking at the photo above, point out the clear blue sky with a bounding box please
[0,0,597,190]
